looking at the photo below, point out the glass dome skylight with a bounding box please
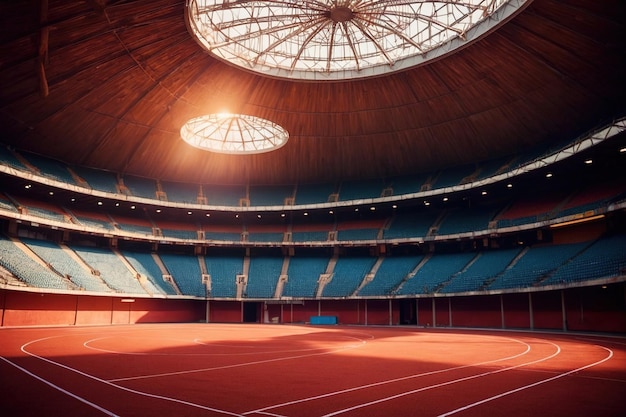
[186,0,529,81]
[181,113,289,154]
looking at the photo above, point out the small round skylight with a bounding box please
[186,0,529,80]
[181,113,289,154]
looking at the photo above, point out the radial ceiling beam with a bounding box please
[38,0,49,98]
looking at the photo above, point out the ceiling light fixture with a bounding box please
[187,0,528,80]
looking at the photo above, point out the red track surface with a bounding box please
[0,324,624,417]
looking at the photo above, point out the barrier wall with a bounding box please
[0,289,205,327]
[2,282,625,333]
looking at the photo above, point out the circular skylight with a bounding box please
[181,113,289,154]
[186,0,529,81]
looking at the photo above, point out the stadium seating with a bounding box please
[359,255,424,296]
[23,238,112,293]
[160,181,201,204]
[0,234,70,290]
[122,175,158,199]
[397,252,476,295]
[283,256,329,298]
[338,179,386,201]
[436,206,498,235]
[441,248,523,293]
[71,166,119,193]
[383,211,438,239]
[487,242,590,290]
[70,245,148,294]
[159,253,207,297]
[204,255,242,298]
[122,250,178,295]
[294,182,337,205]
[249,184,295,206]
[544,235,626,285]
[246,256,284,298]
[322,256,376,297]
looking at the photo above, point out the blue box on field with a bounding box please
[310,315,338,325]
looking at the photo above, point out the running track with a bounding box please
[1,324,624,416]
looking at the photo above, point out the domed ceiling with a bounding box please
[0,0,624,185]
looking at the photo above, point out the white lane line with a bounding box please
[109,338,367,382]
[0,355,120,417]
[437,345,615,417]
[244,336,532,416]
[316,340,561,417]
[19,336,246,417]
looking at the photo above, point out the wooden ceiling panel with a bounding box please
[0,0,624,185]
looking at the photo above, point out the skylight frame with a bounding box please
[186,0,530,81]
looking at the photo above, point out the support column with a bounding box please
[432,298,436,328]
[363,300,367,326]
[415,298,419,327]
[561,290,567,332]
[500,294,505,329]
[528,292,534,331]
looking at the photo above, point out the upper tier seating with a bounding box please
[249,184,295,206]
[0,146,27,170]
[71,209,115,231]
[383,211,438,239]
[203,184,246,206]
[496,191,568,228]
[436,206,498,235]
[386,174,428,195]
[112,215,154,235]
[71,166,119,193]
[12,196,68,223]
[431,164,476,189]
[0,193,17,212]
[160,181,200,204]
[123,175,158,199]
[338,179,386,201]
[20,152,77,184]
[294,183,337,205]
[336,219,385,241]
